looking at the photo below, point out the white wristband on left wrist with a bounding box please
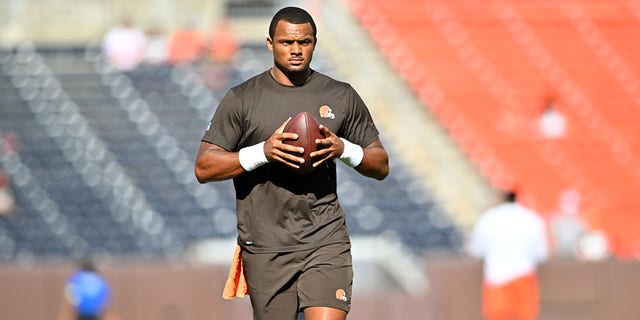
[339,138,364,168]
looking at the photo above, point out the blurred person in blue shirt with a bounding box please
[58,259,119,320]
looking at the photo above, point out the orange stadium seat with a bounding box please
[347,0,640,258]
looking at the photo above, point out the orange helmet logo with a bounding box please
[335,289,348,302]
[319,105,335,119]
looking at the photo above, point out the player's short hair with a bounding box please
[268,6,317,40]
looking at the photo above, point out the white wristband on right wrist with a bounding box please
[339,138,364,168]
[238,141,268,172]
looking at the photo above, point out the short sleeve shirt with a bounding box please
[66,271,110,316]
[201,70,379,253]
[469,203,549,285]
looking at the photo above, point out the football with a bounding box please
[282,111,325,175]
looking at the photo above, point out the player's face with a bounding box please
[267,20,315,76]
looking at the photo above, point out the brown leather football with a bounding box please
[282,112,324,175]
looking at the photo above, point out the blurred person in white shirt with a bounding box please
[102,18,147,71]
[537,97,566,139]
[469,190,549,320]
[143,25,168,66]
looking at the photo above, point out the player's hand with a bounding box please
[264,118,305,169]
[309,125,343,168]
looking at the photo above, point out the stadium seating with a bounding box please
[347,0,640,258]
[0,43,461,260]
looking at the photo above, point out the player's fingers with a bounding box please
[312,158,325,168]
[309,146,333,159]
[275,117,292,134]
[274,157,300,169]
[319,124,332,137]
[274,140,304,154]
[314,137,336,150]
[265,137,301,163]
[279,132,299,141]
[311,150,334,168]
[272,151,304,168]
[313,134,343,156]
[273,118,298,142]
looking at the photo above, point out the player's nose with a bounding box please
[291,42,302,54]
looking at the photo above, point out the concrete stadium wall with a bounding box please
[1,258,639,320]
[0,0,273,46]
[427,258,640,320]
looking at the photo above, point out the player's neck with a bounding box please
[270,67,312,86]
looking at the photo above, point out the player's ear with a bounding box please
[266,37,273,52]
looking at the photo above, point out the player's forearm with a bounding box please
[195,153,245,182]
[195,144,246,182]
[355,145,389,180]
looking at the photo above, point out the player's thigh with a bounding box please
[243,250,301,320]
[298,242,353,313]
[248,288,299,320]
[303,306,347,320]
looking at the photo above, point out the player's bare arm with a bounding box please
[311,125,389,180]
[195,119,304,182]
[355,139,389,180]
[194,142,246,183]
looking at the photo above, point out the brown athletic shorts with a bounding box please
[242,242,353,320]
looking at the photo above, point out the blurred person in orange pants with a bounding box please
[469,190,549,320]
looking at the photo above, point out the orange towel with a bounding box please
[222,244,248,300]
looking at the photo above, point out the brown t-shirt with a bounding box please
[201,70,379,253]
